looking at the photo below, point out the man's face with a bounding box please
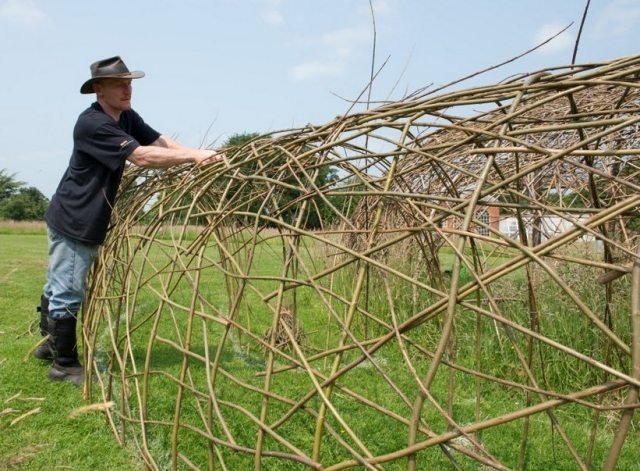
[94,78,133,112]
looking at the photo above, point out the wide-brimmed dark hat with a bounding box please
[80,56,145,94]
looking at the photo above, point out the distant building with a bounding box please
[498,213,597,243]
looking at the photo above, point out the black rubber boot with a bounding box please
[33,295,53,361]
[47,316,84,386]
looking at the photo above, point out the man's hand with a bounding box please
[130,135,227,169]
[195,149,226,166]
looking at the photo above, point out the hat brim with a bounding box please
[80,71,145,94]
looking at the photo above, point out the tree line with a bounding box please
[0,169,49,221]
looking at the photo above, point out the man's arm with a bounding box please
[151,134,195,150]
[127,134,221,168]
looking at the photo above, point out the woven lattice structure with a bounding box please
[84,55,640,470]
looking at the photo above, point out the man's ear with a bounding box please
[92,81,103,97]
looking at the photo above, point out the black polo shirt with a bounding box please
[45,102,160,245]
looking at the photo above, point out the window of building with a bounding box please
[476,208,490,236]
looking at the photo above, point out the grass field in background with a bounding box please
[0,221,47,235]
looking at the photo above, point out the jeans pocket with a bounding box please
[49,228,63,243]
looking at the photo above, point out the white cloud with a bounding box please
[263,9,283,26]
[289,25,371,81]
[0,0,47,28]
[595,0,640,36]
[261,0,284,26]
[290,61,342,81]
[320,26,370,56]
[532,23,575,55]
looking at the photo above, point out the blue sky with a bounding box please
[1,0,638,198]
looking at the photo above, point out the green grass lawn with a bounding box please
[1,227,639,470]
[0,231,143,470]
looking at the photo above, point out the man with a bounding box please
[33,56,222,385]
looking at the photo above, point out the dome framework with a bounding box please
[84,55,640,470]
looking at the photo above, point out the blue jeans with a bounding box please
[43,228,99,319]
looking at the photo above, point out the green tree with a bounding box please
[0,169,24,201]
[222,133,340,229]
[225,132,261,148]
[0,169,49,221]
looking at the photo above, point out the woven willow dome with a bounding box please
[84,55,640,470]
